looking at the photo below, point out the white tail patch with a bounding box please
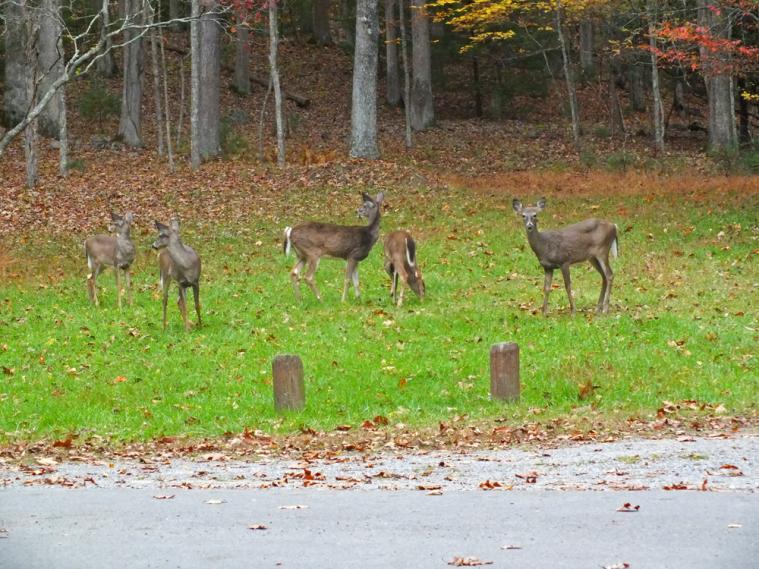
[405,238,415,267]
[611,224,619,258]
[284,226,292,257]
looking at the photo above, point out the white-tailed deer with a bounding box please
[84,212,135,308]
[512,198,618,315]
[283,192,384,302]
[152,218,202,331]
[384,230,425,307]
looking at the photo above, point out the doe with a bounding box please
[384,230,425,307]
[283,192,384,302]
[84,211,135,308]
[152,218,202,331]
[512,198,618,315]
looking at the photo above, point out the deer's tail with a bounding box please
[405,237,417,268]
[611,224,619,259]
[283,226,292,256]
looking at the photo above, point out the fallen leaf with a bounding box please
[205,499,225,505]
[113,376,128,384]
[663,483,689,490]
[616,502,640,512]
[515,471,538,484]
[501,544,522,550]
[448,557,493,566]
[248,524,268,530]
[278,504,308,510]
[727,523,742,529]
[602,564,630,569]
[153,494,175,500]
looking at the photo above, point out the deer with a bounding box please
[84,212,136,308]
[283,192,384,302]
[384,230,425,307]
[512,198,618,316]
[151,218,202,331]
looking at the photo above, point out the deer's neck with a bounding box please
[168,237,194,268]
[526,227,549,257]
[364,208,381,241]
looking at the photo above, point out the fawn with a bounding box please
[152,218,202,331]
[384,230,425,306]
[283,192,384,301]
[513,198,618,315]
[84,212,135,308]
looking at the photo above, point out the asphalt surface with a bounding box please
[1,487,757,569]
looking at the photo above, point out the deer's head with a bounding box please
[512,198,546,232]
[356,192,384,220]
[409,268,425,300]
[109,212,134,237]
[152,218,180,250]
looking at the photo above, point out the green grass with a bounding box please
[0,185,757,442]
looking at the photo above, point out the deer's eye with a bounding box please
[522,214,526,219]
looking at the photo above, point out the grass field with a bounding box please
[0,179,757,443]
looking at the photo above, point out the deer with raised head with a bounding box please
[384,230,425,307]
[512,198,618,315]
[152,218,202,331]
[84,212,135,308]
[283,192,384,302]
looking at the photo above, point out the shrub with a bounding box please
[78,79,119,128]
[605,150,635,172]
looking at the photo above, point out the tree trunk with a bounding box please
[95,0,117,77]
[24,8,40,188]
[472,56,483,118]
[190,0,201,168]
[555,1,580,147]
[58,87,69,176]
[737,77,750,145]
[198,0,221,160]
[169,0,182,30]
[38,0,64,138]
[313,0,332,46]
[398,0,412,147]
[149,3,165,155]
[579,19,595,79]
[350,0,380,158]
[384,0,401,106]
[159,27,176,171]
[698,0,737,152]
[410,0,433,131]
[234,23,251,95]
[608,60,625,137]
[341,0,354,48]
[118,0,144,147]
[629,62,646,112]
[648,0,665,153]
[270,0,286,167]
[3,0,30,127]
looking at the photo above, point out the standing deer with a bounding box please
[283,192,384,302]
[384,230,425,307]
[152,218,202,331]
[84,212,136,308]
[512,198,618,315]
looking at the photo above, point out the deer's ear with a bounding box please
[375,192,384,205]
[154,220,165,231]
[537,197,547,210]
[361,192,372,203]
[512,199,523,213]
[111,212,122,221]
[170,217,180,232]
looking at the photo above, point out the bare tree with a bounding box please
[384,0,401,106]
[269,0,286,166]
[350,0,380,158]
[4,0,30,127]
[555,0,580,147]
[118,0,145,147]
[149,1,165,155]
[410,0,433,130]
[398,0,412,147]
[313,0,332,46]
[648,0,665,153]
[234,19,251,95]
[197,0,221,160]
[38,0,64,138]
[579,18,595,79]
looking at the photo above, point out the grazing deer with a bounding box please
[283,192,384,302]
[384,230,425,307]
[152,218,202,331]
[512,198,618,315]
[84,212,135,308]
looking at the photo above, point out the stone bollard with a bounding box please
[489,342,520,402]
[272,354,305,411]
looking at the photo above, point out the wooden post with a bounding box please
[272,355,305,411]
[490,343,520,402]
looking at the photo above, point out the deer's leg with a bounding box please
[192,284,202,327]
[304,258,322,301]
[290,259,305,301]
[396,266,408,307]
[87,263,99,305]
[560,265,575,316]
[598,254,614,313]
[342,258,357,302]
[161,279,169,331]
[177,286,189,331]
[351,263,361,299]
[125,268,133,306]
[541,268,553,315]
[589,258,607,314]
[115,265,122,310]
[391,270,398,303]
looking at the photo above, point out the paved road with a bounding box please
[1,488,757,569]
